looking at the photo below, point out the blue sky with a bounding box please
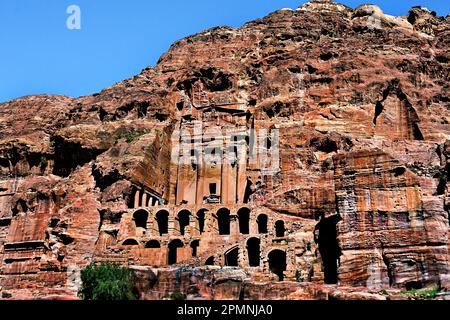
[0,1,448,103]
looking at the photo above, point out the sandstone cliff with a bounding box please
[0,0,448,300]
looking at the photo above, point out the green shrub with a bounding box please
[40,156,48,169]
[295,270,304,283]
[378,289,388,296]
[114,129,148,143]
[399,284,440,300]
[306,241,311,252]
[78,262,137,300]
[170,291,187,301]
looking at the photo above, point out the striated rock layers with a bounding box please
[0,0,449,300]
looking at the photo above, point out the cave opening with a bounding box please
[225,247,239,267]
[178,210,191,236]
[137,101,149,118]
[12,199,28,216]
[168,239,184,265]
[217,208,231,235]
[275,220,285,237]
[405,281,423,291]
[309,137,338,153]
[237,208,250,234]
[435,168,447,195]
[247,238,260,267]
[52,137,105,178]
[268,250,286,281]
[156,210,169,236]
[314,214,343,284]
[257,214,268,234]
[0,218,11,227]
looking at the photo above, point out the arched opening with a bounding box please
[138,188,144,207]
[247,238,260,267]
[225,247,239,267]
[128,186,138,209]
[145,240,161,248]
[196,209,207,234]
[268,250,286,281]
[155,210,169,236]
[237,207,250,234]
[145,194,151,207]
[178,210,191,236]
[257,214,268,234]
[122,238,139,246]
[133,210,149,229]
[168,239,184,265]
[217,208,230,235]
[314,214,342,284]
[275,220,285,237]
[191,240,200,257]
[243,178,254,204]
[205,256,215,266]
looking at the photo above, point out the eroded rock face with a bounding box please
[0,0,448,300]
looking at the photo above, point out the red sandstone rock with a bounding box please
[0,0,448,300]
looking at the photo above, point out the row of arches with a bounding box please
[217,208,282,235]
[132,207,286,238]
[120,237,287,280]
[208,238,287,281]
[121,238,200,265]
[129,186,163,209]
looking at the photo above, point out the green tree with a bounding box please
[78,262,137,300]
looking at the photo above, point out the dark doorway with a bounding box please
[133,210,148,229]
[196,209,207,234]
[237,208,250,234]
[217,208,230,235]
[268,250,286,281]
[265,137,272,150]
[156,210,169,236]
[138,189,144,207]
[191,240,200,257]
[122,239,139,246]
[145,240,160,248]
[168,239,184,265]
[247,238,260,267]
[205,256,215,265]
[275,220,285,237]
[129,186,138,208]
[178,210,191,235]
[257,214,268,234]
[225,247,239,267]
[314,214,342,284]
[209,183,217,195]
[243,178,254,203]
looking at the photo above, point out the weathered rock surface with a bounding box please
[0,0,448,299]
